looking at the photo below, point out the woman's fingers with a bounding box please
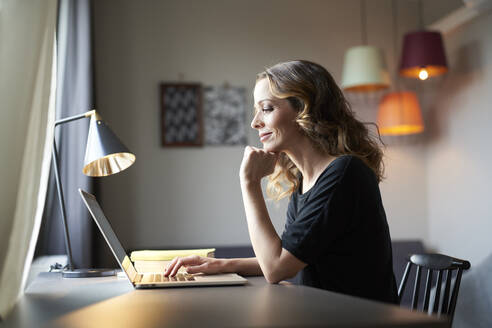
[168,257,185,277]
[185,258,222,274]
[240,146,279,183]
[164,255,202,277]
[185,263,209,274]
[163,256,223,276]
[164,256,180,276]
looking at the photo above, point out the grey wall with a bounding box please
[426,10,492,267]
[91,0,464,255]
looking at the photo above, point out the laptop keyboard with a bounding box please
[136,273,196,283]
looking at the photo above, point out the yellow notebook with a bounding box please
[130,249,215,273]
[130,248,215,261]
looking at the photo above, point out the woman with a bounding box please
[165,60,399,304]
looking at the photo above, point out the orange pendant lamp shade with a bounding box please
[377,91,424,136]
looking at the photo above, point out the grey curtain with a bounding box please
[36,0,94,268]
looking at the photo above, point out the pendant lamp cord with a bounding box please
[417,0,423,113]
[418,0,423,29]
[360,0,367,44]
[392,0,399,91]
[392,0,404,119]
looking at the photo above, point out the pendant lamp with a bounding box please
[377,0,424,136]
[399,0,448,80]
[342,46,390,92]
[377,91,424,135]
[341,0,390,92]
[399,30,448,80]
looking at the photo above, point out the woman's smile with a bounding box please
[260,132,273,142]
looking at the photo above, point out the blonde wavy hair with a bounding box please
[257,60,385,200]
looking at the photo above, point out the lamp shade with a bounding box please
[377,91,424,136]
[83,113,135,176]
[399,30,448,79]
[341,45,390,92]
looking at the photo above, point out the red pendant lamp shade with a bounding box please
[399,31,448,80]
[377,91,424,136]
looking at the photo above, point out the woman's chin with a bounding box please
[262,143,279,153]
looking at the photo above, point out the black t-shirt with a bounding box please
[281,155,399,304]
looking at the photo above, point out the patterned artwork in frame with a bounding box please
[203,86,247,145]
[160,83,203,146]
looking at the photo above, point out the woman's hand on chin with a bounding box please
[239,146,279,185]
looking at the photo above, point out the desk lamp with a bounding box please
[53,110,135,277]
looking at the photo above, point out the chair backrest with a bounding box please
[398,253,471,326]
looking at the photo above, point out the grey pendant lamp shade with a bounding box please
[341,0,390,92]
[83,111,135,176]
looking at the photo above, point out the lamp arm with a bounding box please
[52,110,95,271]
[55,110,95,126]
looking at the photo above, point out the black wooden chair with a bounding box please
[398,253,471,326]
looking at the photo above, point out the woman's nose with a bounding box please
[251,111,264,129]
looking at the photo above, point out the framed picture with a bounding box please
[203,86,247,145]
[160,83,203,147]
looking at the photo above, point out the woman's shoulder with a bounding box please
[333,155,378,189]
[331,154,371,171]
[297,155,371,197]
[307,155,353,193]
[319,154,353,178]
[318,155,373,185]
[329,154,353,169]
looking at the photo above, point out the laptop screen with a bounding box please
[79,189,137,283]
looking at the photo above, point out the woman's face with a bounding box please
[252,78,301,153]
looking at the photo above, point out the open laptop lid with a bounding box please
[79,189,138,285]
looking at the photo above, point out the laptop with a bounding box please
[79,189,248,289]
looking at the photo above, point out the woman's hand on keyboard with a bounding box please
[164,255,223,277]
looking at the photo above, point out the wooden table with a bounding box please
[3,272,447,327]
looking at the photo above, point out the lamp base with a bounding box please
[62,268,116,278]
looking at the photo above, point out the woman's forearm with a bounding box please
[240,180,284,282]
[221,257,263,276]
[237,148,305,283]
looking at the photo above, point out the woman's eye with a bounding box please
[262,106,274,112]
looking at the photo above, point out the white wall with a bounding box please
[91,0,461,253]
[426,10,492,267]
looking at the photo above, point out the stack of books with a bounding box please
[130,248,215,273]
